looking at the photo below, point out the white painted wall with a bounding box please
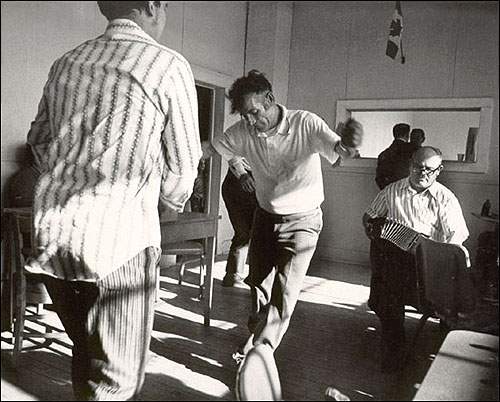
[288,1,499,266]
[245,1,293,105]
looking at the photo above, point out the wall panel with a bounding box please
[288,1,499,266]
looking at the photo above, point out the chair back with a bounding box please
[415,238,474,323]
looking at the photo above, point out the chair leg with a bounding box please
[198,256,205,300]
[44,326,54,348]
[155,265,160,302]
[411,313,431,349]
[13,272,27,364]
[178,257,186,285]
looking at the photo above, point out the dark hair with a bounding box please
[227,69,272,114]
[410,128,425,143]
[97,1,159,20]
[393,123,410,139]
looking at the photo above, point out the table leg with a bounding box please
[1,216,14,334]
[204,236,216,327]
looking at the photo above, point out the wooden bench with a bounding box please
[413,330,499,401]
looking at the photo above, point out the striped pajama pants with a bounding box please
[43,247,160,401]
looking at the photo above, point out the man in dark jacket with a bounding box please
[375,123,413,190]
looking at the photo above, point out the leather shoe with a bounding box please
[222,273,246,287]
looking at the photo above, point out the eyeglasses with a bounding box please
[411,165,442,175]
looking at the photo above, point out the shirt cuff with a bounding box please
[228,158,247,179]
[364,209,379,219]
[160,170,196,212]
[334,141,357,159]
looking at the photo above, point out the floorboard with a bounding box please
[2,258,497,401]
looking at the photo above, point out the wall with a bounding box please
[287,1,499,266]
[1,1,103,206]
[245,1,293,105]
[0,1,252,255]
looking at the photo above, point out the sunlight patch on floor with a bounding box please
[353,389,374,398]
[300,275,370,307]
[151,331,203,345]
[147,353,230,398]
[1,380,38,401]
[190,353,224,368]
[169,260,237,282]
[155,303,238,330]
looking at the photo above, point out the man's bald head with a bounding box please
[412,146,442,165]
[409,146,443,192]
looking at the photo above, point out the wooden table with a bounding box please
[471,212,499,304]
[413,330,499,401]
[472,212,499,226]
[160,212,219,326]
[2,208,219,327]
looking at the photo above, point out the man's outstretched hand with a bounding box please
[339,118,363,149]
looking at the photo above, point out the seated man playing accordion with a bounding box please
[362,146,470,373]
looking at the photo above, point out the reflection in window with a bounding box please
[351,110,480,160]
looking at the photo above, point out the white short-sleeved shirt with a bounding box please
[213,105,341,214]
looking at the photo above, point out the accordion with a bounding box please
[371,217,422,252]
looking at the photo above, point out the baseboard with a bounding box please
[215,249,370,267]
[314,245,370,266]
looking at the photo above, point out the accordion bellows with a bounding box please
[376,218,422,251]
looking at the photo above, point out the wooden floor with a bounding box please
[1,258,498,401]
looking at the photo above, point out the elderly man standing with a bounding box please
[24,1,201,399]
[363,146,469,373]
[212,70,363,362]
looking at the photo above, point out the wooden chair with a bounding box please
[369,218,475,350]
[411,238,475,347]
[158,240,206,300]
[4,209,65,364]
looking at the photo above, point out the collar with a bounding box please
[403,177,439,199]
[256,104,291,138]
[104,19,159,45]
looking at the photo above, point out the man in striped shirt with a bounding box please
[212,70,363,365]
[25,2,201,399]
[363,146,469,372]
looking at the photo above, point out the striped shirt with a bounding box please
[366,178,469,244]
[212,105,342,214]
[26,19,202,281]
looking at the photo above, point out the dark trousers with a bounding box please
[368,239,418,349]
[245,206,322,350]
[43,247,159,401]
[221,169,257,276]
